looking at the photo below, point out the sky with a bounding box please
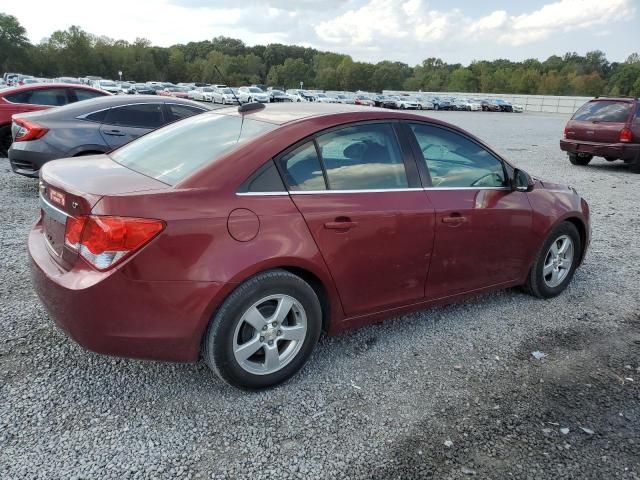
[3,0,639,65]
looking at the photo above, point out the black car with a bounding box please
[269,90,293,103]
[431,97,453,110]
[494,99,513,112]
[132,83,157,95]
[9,96,211,178]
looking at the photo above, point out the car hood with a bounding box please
[534,177,574,194]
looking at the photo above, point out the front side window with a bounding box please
[105,104,165,128]
[572,100,632,122]
[410,123,505,188]
[316,123,408,190]
[278,142,326,191]
[111,113,276,185]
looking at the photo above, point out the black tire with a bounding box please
[400,104,406,110]
[202,269,322,389]
[0,125,12,158]
[630,161,640,174]
[524,222,581,299]
[604,156,617,162]
[568,153,592,166]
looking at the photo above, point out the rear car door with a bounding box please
[278,122,435,317]
[405,122,533,299]
[566,99,634,144]
[99,103,165,148]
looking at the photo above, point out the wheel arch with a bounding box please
[562,216,588,265]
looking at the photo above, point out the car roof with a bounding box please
[0,83,106,96]
[13,95,213,120]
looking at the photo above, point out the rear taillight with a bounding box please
[64,215,164,271]
[619,127,633,143]
[563,127,568,139]
[13,118,49,141]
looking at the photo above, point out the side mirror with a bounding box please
[512,168,534,192]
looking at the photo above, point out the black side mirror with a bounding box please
[511,168,534,192]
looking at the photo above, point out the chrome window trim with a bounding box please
[165,102,208,113]
[40,194,69,224]
[237,186,511,196]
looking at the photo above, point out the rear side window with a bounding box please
[572,101,632,122]
[167,103,204,122]
[74,89,106,102]
[105,104,164,128]
[278,142,326,191]
[5,88,70,106]
[111,113,276,185]
[316,123,408,190]
[85,109,109,123]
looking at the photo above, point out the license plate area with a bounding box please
[40,195,68,258]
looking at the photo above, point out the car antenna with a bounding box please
[212,65,263,114]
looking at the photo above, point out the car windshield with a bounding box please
[100,81,116,87]
[249,87,263,93]
[202,87,213,92]
[572,100,632,122]
[111,113,277,185]
[221,88,232,94]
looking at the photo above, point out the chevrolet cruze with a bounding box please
[29,103,590,389]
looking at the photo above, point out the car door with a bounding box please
[405,122,533,300]
[278,122,435,317]
[99,103,165,149]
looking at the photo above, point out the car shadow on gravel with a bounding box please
[352,313,640,479]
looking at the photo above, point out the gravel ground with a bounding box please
[1,111,639,479]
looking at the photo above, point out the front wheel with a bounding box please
[203,270,322,389]
[569,153,592,166]
[524,222,581,298]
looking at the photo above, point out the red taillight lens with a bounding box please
[13,118,49,141]
[64,215,164,271]
[619,127,633,143]
[563,127,569,139]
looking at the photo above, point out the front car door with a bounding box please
[404,122,533,299]
[277,122,435,317]
[99,103,165,148]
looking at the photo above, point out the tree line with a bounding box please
[1,13,639,96]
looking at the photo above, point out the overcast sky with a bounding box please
[4,0,639,65]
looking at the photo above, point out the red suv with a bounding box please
[0,83,110,157]
[561,97,640,173]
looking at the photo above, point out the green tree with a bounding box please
[0,13,29,72]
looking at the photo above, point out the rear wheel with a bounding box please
[203,269,322,389]
[568,153,592,166]
[0,125,12,158]
[434,104,440,111]
[524,222,581,299]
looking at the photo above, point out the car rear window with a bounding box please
[572,100,633,122]
[111,113,276,185]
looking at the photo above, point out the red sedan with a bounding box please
[0,83,110,157]
[30,103,590,389]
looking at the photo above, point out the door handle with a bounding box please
[442,214,468,225]
[324,218,358,230]
[103,129,125,136]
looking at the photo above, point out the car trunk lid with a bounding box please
[38,154,169,268]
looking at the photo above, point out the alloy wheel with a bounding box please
[542,234,574,288]
[232,294,308,375]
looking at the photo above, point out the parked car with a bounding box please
[55,77,82,85]
[9,96,209,177]
[286,89,315,102]
[313,93,337,104]
[132,83,157,95]
[413,97,435,110]
[0,83,110,157]
[91,80,121,95]
[393,96,420,110]
[431,97,453,110]
[14,74,35,86]
[380,96,401,109]
[238,86,270,103]
[29,103,590,389]
[480,99,501,112]
[512,104,524,113]
[560,96,640,172]
[212,87,239,105]
[331,94,355,105]
[192,87,214,102]
[269,90,292,103]
[494,99,513,112]
[354,95,375,107]
[453,98,481,111]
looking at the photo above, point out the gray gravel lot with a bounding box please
[1,110,639,479]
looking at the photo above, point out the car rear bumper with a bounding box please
[8,142,60,178]
[560,139,640,162]
[29,221,228,363]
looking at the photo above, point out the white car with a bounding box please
[393,96,419,109]
[212,87,240,105]
[238,86,270,103]
[92,79,121,94]
[192,87,214,102]
[332,94,355,104]
[314,92,338,103]
[512,104,524,113]
[286,89,314,102]
[411,97,434,110]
